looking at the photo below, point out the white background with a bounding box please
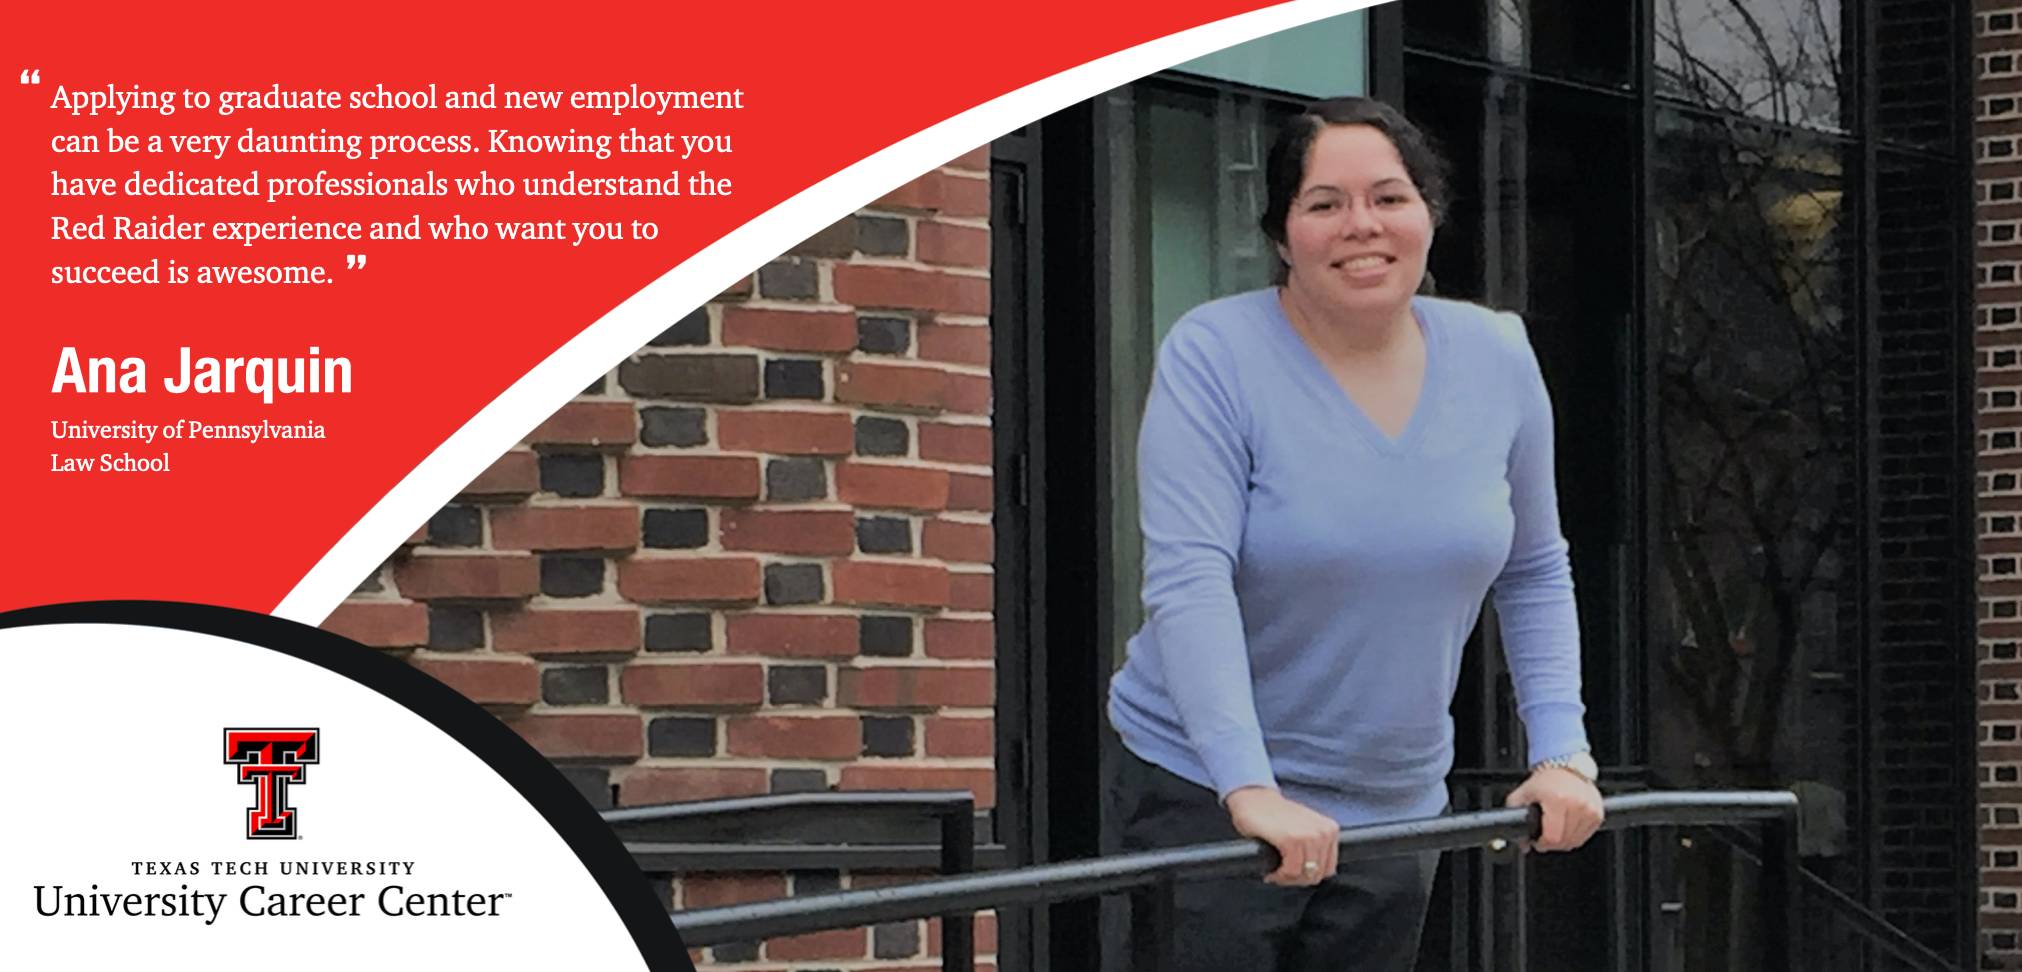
[0,623,649,969]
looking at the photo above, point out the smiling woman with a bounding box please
[1102,96,1602,972]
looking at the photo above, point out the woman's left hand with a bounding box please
[1504,768,1605,852]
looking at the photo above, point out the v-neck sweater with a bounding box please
[1107,289,1589,826]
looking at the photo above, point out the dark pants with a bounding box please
[1101,736,1438,972]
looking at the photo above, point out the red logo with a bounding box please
[224,729,320,839]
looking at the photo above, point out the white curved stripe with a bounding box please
[276,0,1383,623]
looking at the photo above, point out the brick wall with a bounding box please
[326,147,997,970]
[1985,4,2022,967]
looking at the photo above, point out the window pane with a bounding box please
[1656,0,1851,133]
[1649,109,1858,825]
[1103,83,1302,667]
[1174,10,1367,98]
[1404,0,1632,88]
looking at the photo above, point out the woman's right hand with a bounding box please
[1224,786,1340,885]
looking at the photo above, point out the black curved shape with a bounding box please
[0,600,694,972]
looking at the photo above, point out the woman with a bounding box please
[1103,97,1605,970]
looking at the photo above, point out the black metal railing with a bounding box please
[604,790,978,971]
[669,791,1801,971]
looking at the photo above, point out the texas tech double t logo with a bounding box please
[223,729,320,839]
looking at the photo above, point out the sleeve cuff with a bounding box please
[1521,701,1591,767]
[1198,733,1277,803]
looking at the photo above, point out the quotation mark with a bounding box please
[20,69,41,85]
[345,254,367,269]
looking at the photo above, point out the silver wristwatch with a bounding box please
[1530,750,1599,784]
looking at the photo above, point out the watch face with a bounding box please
[1571,752,1599,781]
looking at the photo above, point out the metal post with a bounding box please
[1759,814,1801,972]
[940,802,975,972]
[1128,877,1177,972]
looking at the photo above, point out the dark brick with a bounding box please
[766,458,828,501]
[874,921,922,959]
[648,716,717,757]
[765,563,825,605]
[541,556,605,598]
[428,506,482,547]
[770,769,830,794]
[857,516,914,555]
[556,765,612,810]
[768,665,828,705]
[649,307,711,346]
[353,569,383,594]
[711,942,759,963]
[859,616,913,657]
[857,315,911,355]
[583,374,607,395]
[539,454,604,497]
[644,613,712,653]
[428,606,485,650]
[542,666,609,705]
[856,215,909,256]
[862,716,914,757]
[643,508,709,549]
[619,354,759,403]
[758,259,818,299]
[764,359,826,400]
[792,870,842,895]
[639,407,707,447]
[854,417,909,457]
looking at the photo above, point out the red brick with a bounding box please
[510,714,642,759]
[919,422,991,465]
[527,401,635,447]
[947,471,993,512]
[834,264,989,316]
[412,657,538,705]
[619,455,761,500]
[918,323,991,366]
[721,307,858,353]
[926,717,994,757]
[490,506,639,551]
[720,274,753,298]
[720,508,855,556]
[833,560,951,609]
[944,372,992,415]
[767,928,868,962]
[838,362,948,412]
[406,524,427,546]
[924,519,993,563]
[925,618,993,660]
[725,613,858,658]
[717,410,854,456]
[492,608,641,655]
[322,601,426,648]
[459,451,539,498]
[394,554,540,600]
[726,715,863,759]
[945,145,991,172]
[837,462,950,511]
[874,171,989,218]
[622,662,765,706]
[949,570,994,612]
[927,913,999,956]
[917,221,990,268]
[839,666,993,707]
[682,874,786,909]
[621,767,766,805]
[618,557,762,604]
[840,766,995,808]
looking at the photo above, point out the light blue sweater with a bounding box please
[1107,289,1589,825]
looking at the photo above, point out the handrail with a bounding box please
[1693,824,1962,972]
[613,790,976,972]
[672,790,1799,964]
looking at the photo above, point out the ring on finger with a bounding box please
[1301,860,1319,876]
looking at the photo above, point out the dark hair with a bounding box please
[1259,97,1451,286]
